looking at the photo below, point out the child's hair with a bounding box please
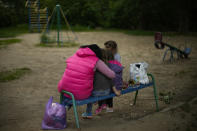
[101,49,114,63]
[104,40,117,50]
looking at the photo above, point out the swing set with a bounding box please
[154,32,192,62]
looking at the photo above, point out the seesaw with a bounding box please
[154,32,192,62]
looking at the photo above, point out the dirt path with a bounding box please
[0,32,197,131]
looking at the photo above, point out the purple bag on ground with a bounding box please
[42,97,66,130]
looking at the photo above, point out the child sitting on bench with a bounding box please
[95,50,123,115]
[104,40,122,112]
[82,49,122,118]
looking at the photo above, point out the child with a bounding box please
[82,49,115,118]
[104,40,121,62]
[104,40,122,112]
[95,50,123,114]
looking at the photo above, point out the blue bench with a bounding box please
[60,73,159,128]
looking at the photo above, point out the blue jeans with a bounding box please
[86,89,110,114]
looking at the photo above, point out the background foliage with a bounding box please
[0,0,196,32]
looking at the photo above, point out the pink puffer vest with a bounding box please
[58,47,99,100]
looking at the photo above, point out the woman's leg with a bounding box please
[86,103,93,114]
[82,103,93,119]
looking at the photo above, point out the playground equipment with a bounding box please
[154,32,192,62]
[25,0,48,32]
[41,4,78,46]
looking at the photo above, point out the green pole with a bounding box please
[61,90,80,128]
[56,4,60,45]
[147,73,159,111]
[133,90,138,105]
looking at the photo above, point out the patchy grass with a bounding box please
[174,70,187,77]
[0,39,22,49]
[68,25,197,36]
[69,25,197,36]
[0,24,28,38]
[39,34,79,48]
[159,91,175,104]
[37,42,79,48]
[1,24,197,37]
[0,68,31,82]
[66,25,94,32]
[124,30,197,36]
[124,30,155,36]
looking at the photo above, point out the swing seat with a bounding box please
[59,73,159,128]
[184,47,192,55]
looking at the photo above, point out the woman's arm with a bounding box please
[95,60,115,79]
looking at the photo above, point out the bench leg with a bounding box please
[60,91,80,129]
[147,74,159,111]
[153,85,159,111]
[149,74,159,111]
[72,98,80,129]
[60,93,63,104]
[133,90,138,105]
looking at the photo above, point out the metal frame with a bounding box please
[133,73,159,111]
[41,4,78,45]
[28,0,31,32]
[27,0,48,33]
[156,42,191,62]
[60,73,159,129]
[60,90,80,128]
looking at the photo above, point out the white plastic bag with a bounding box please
[130,62,149,84]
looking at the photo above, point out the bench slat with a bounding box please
[61,83,153,106]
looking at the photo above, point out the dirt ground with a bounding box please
[0,32,197,131]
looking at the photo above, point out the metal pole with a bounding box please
[61,90,80,128]
[133,90,138,105]
[147,73,159,111]
[28,0,31,32]
[46,8,49,33]
[56,4,61,45]
[37,0,40,32]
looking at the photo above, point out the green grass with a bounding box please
[0,24,28,38]
[39,33,79,48]
[65,25,197,36]
[124,30,197,36]
[37,42,79,48]
[174,70,186,77]
[0,38,22,49]
[124,30,155,36]
[1,24,197,38]
[65,25,94,32]
[159,91,175,104]
[0,68,31,82]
